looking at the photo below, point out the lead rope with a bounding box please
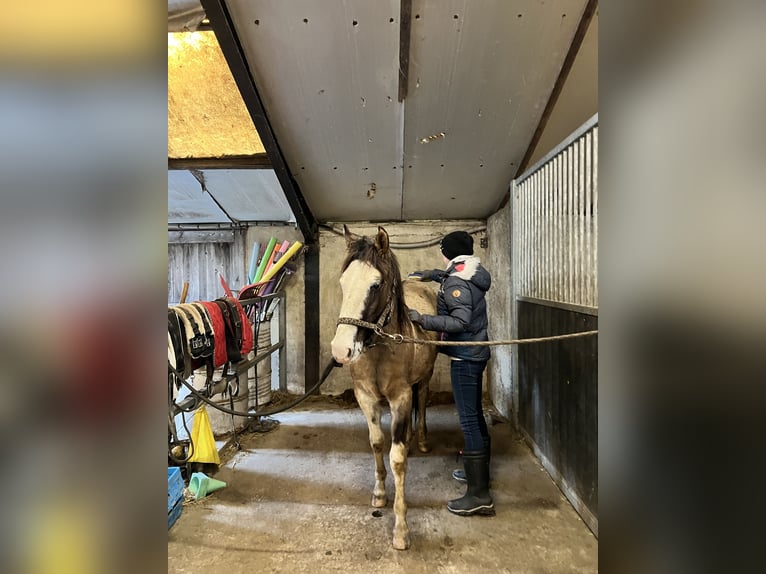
[336,315,598,346]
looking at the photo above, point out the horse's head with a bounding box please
[331,225,404,364]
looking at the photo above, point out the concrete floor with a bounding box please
[168,398,597,573]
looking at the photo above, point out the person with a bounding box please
[407,230,494,516]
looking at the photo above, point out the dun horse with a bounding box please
[331,225,438,550]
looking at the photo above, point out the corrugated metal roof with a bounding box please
[168,170,228,223]
[202,169,295,222]
[168,169,295,224]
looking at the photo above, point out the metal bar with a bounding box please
[572,140,585,305]
[525,180,530,297]
[543,164,550,301]
[520,182,525,297]
[510,180,520,428]
[514,0,599,178]
[517,113,599,186]
[553,156,566,301]
[200,0,317,243]
[168,222,294,232]
[168,155,272,170]
[168,230,235,244]
[304,242,320,394]
[578,138,586,307]
[538,171,544,300]
[538,170,543,300]
[171,341,285,417]
[571,141,578,305]
[567,146,574,304]
[239,292,283,306]
[559,151,566,303]
[593,126,599,305]
[548,162,554,302]
[279,290,287,393]
[516,295,598,317]
[584,130,593,307]
[529,174,540,296]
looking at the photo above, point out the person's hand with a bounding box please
[407,270,431,282]
[407,309,423,324]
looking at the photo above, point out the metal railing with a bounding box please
[512,114,598,312]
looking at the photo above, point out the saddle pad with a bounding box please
[219,276,254,357]
[168,309,187,375]
[198,300,227,368]
[175,305,213,361]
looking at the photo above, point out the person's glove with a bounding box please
[407,270,431,281]
[407,309,423,324]
[407,269,447,282]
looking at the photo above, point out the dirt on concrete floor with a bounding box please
[168,397,597,573]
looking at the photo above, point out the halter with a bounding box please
[336,291,404,345]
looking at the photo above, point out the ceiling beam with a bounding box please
[515,0,598,178]
[168,154,272,170]
[398,0,413,102]
[199,0,318,244]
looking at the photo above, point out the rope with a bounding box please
[336,317,597,346]
[168,358,340,419]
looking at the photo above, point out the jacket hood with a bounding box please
[446,255,491,292]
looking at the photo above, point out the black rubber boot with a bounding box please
[447,450,495,516]
[453,436,491,483]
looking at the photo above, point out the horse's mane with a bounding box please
[341,236,409,328]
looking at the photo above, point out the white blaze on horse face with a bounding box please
[332,260,382,364]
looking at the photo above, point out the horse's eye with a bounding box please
[370,283,381,290]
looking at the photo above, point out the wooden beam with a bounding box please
[168,154,272,170]
[514,0,598,177]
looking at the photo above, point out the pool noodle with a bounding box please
[248,241,260,284]
[259,241,303,284]
[253,237,277,283]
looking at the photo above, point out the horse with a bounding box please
[331,225,439,550]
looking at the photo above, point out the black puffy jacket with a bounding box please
[419,256,491,362]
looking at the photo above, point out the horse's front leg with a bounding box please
[415,376,431,453]
[354,387,387,508]
[389,387,412,550]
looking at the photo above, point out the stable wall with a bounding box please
[486,204,513,420]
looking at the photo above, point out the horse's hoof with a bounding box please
[392,534,410,551]
[418,442,431,453]
[372,495,387,508]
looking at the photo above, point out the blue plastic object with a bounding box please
[168,497,183,530]
[168,467,184,512]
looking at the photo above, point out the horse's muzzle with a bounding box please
[331,326,363,364]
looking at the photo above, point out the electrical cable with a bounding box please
[318,224,487,249]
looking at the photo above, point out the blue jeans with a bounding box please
[450,359,489,452]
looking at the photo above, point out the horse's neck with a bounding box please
[381,290,406,334]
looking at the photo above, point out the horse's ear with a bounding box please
[374,226,389,253]
[343,224,358,246]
